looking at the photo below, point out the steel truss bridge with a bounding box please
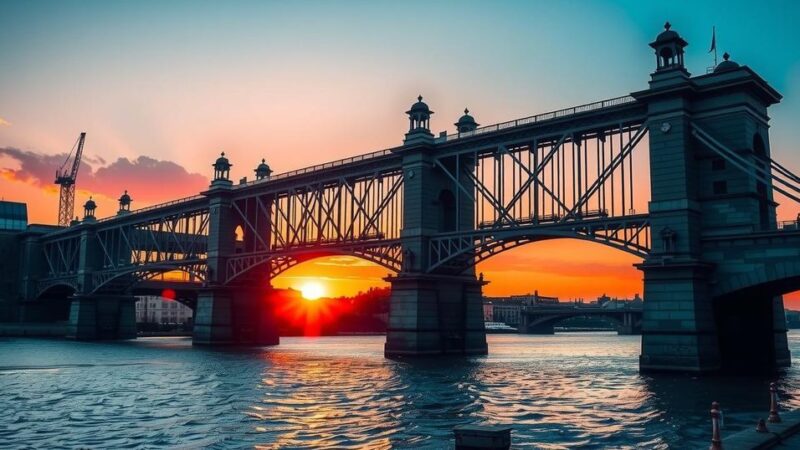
[33,94,658,298]
[20,22,800,373]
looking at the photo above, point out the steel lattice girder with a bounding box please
[35,99,656,285]
[428,215,650,273]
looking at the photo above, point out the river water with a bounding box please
[1,332,799,449]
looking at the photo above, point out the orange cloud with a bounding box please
[0,146,208,205]
[0,117,10,127]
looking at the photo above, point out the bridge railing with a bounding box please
[443,95,638,142]
[96,194,206,223]
[237,147,400,189]
[778,220,800,231]
[90,148,400,225]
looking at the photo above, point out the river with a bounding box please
[2,332,799,449]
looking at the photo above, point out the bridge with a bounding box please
[6,23,800,372]
[519,303,643,335]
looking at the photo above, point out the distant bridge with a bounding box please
[9,23,800,373]
[519,304,643,335]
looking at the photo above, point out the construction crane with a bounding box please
[54,132,86,226]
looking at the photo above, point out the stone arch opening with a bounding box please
[438,189,456,232]
[713,292,786,373]
[234,225,245,253]
[36,283,76,300]
[32,284,75,322]
[753,133,771,229]
[709,255,800,372]
[711,262,800,372]
[753,132,767,158]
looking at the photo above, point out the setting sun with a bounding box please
[299,281,326,301]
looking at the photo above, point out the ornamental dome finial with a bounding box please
[714,52,740,73]
[455,107,479,133]
[255,157,272,180]
[212,151,232,182]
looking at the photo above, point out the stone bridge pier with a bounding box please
[384,100,487,357]
[62,208,138,341]
[192,167,279,346]
[67,294,136,340]
[193,284,278,345]
[617,312,642,336]
[636,25,789,373]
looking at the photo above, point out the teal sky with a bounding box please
[2,0,800,300]
[1,0,799,217]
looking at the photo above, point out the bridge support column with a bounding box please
[193,285,278,346]
[617,312,642,335]
[384,273,487,357]
[772,297,791,368]
[518,317,555,335]
[66,294,137,340]
[639,264,722,372]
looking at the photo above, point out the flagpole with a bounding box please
[713,26,718,66]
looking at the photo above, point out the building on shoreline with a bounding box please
[135,296,193,325]
[483,291,559,326]
[484,291,644,327]
[596,293,644,309]
[0,201,27,322]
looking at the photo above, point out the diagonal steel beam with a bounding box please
[564,125,648,221]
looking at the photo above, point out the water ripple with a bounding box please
[1,333,800,448]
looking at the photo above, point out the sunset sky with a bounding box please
[2,1,800,305]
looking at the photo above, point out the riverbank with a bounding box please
[723,410,800,449]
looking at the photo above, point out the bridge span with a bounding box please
[5,23,800,373]
[519,304,643,335]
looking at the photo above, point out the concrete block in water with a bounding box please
[453,424,511,450]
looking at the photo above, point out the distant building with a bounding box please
[0,201,27,231]
[135,296,193,324]
[0,201,28,319]
[596,293,643,309]
[484,290,559,326]
[491,300,522,326]
[483,302,493,321]
[511,291,559,305]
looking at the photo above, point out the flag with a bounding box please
[709,26,716,53]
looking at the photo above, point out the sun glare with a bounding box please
[299,281,326,300]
